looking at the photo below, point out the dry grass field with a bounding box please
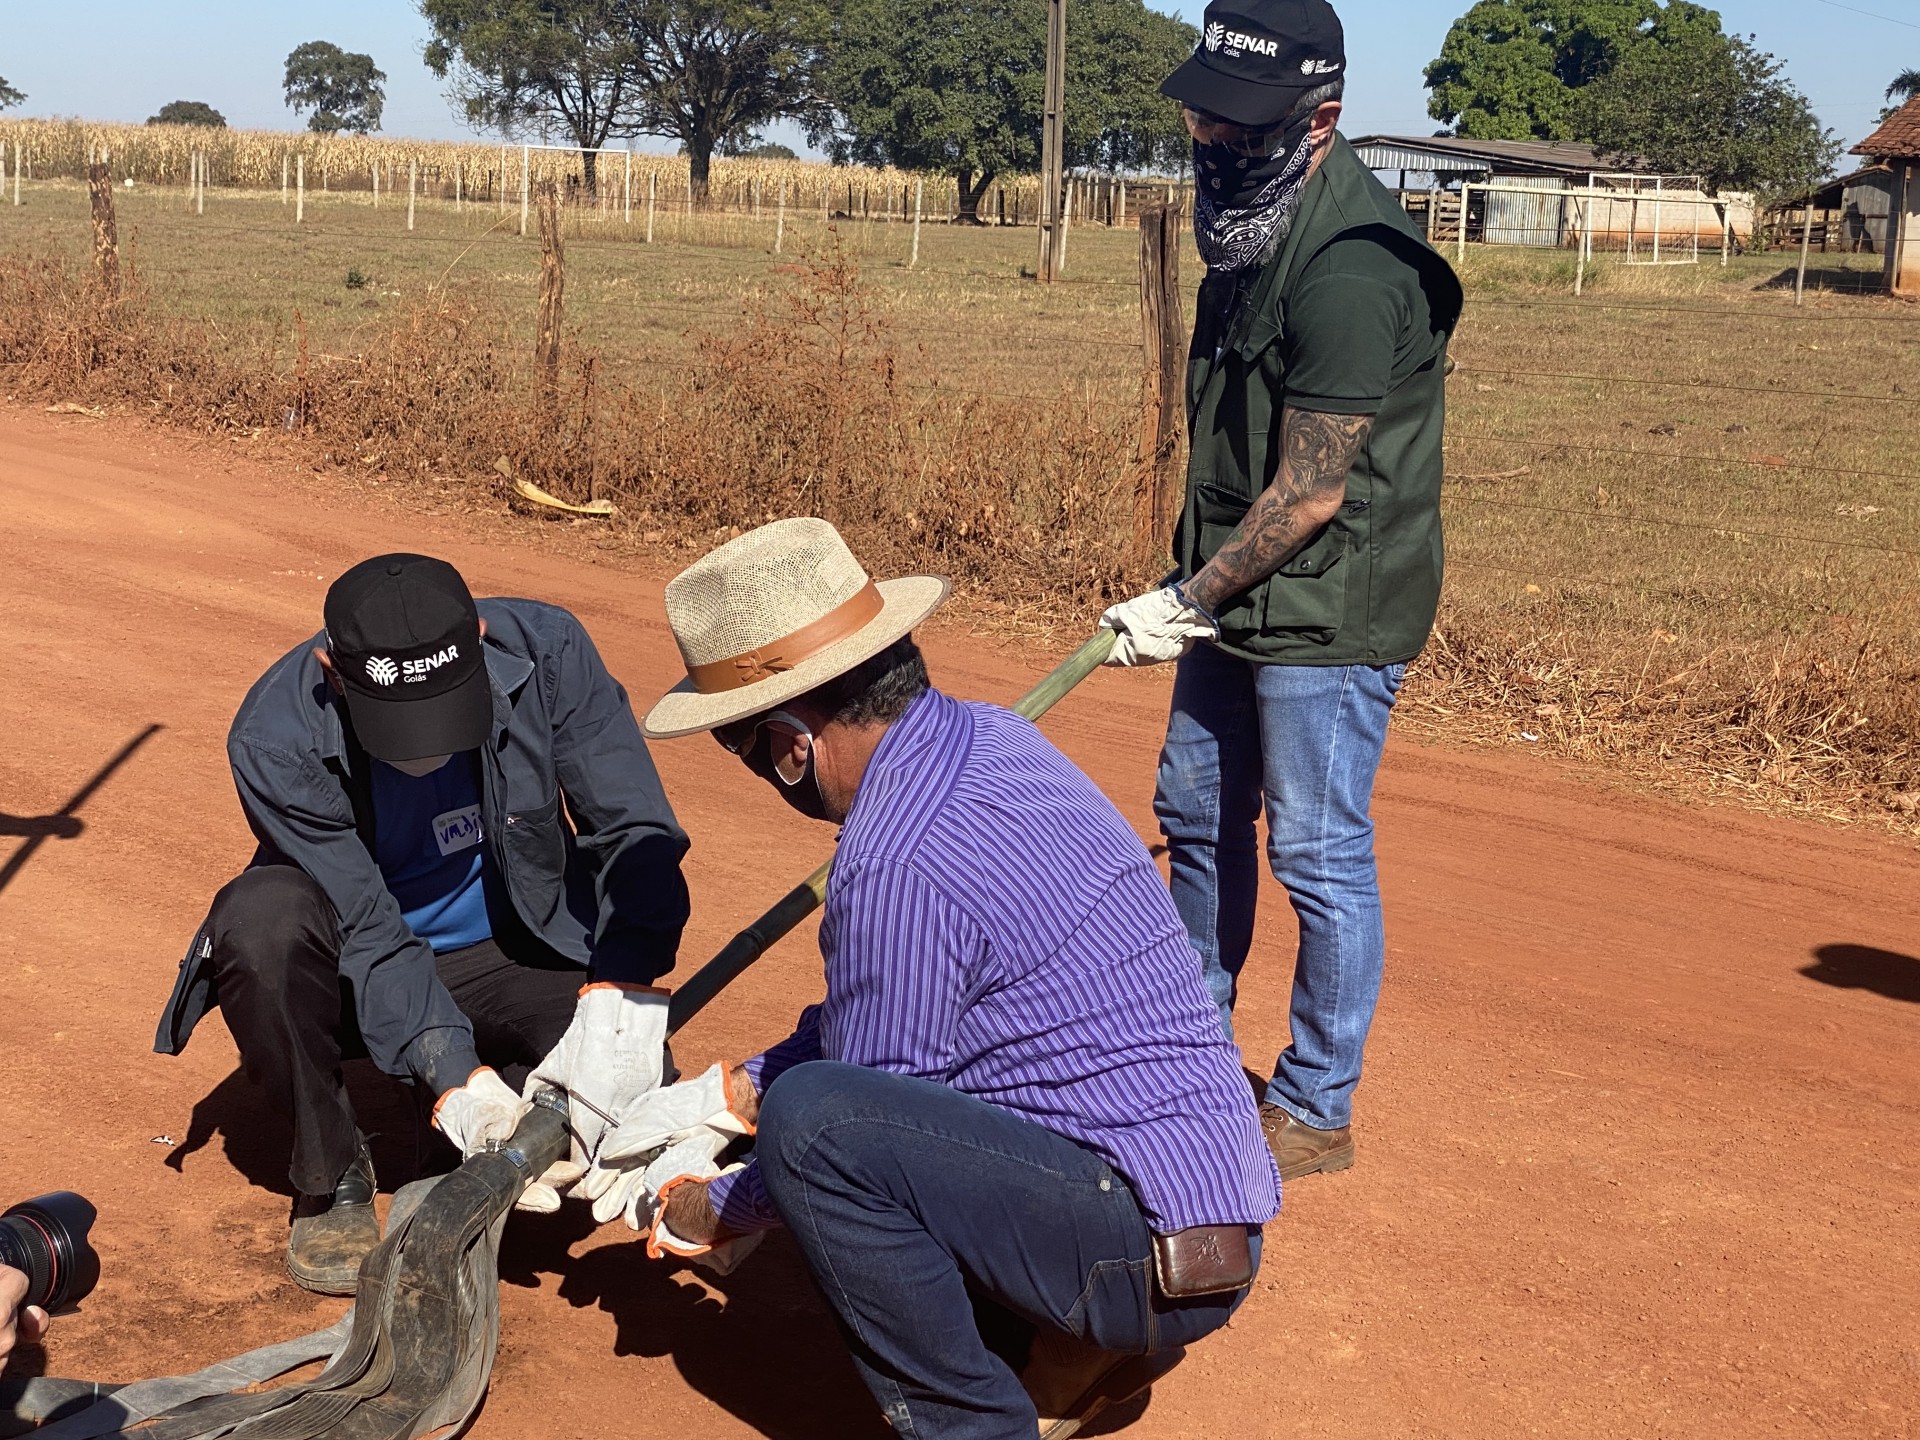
[0,171,1914,830]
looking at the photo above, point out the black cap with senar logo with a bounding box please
[323,554,491,762]
[1161,0,1346,129]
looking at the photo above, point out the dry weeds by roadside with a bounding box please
[0,236,1914,839]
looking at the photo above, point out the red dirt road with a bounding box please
[1,407,1916,1439]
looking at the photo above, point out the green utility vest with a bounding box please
[1177,135,1464,666]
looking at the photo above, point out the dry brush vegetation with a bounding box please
[0,172,1915,835]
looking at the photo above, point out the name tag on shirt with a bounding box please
[433,805,484,856]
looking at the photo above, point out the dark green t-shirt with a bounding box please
[1282,232,1444,418]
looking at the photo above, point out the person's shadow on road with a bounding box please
[166,1063,433,1198]
[0,813,83,839]
[1801,944,1920,1004]
[499,1216,889,1440]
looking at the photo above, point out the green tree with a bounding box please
[812,0,1046,222]
[421,0,634,194]
[723,139,799,158]
[812,0,1189,223]
[1063,0,1196,173]
[1883,68,1920,121]
[1575,24,1837,198]
[0,77,22,111]
[284,41,387,133]
[617,0,827,202]
[148,100,228,127]
[1425,0,1660,139]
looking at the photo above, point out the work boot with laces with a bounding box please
[286,1138,378,1295]
[1259,1104,1354,1181]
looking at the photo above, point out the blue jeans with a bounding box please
[757,1062,1256,1440]
[1154,644,1405,1130]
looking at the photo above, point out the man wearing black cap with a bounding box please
[1101,0,1462,1181]
[155,555,691,1293]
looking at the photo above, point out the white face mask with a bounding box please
[387,754,453,777]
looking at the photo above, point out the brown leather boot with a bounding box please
[286,1138,378,1295]
[1021,1328,1186,1440]
[1260,1104,1354,1181]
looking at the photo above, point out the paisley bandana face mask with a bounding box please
[1191,107,1318,274]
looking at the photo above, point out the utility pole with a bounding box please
[1037,0,1067,283]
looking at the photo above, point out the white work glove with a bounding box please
[1099,583,1219,667]
[432,1067,532,1157]
[650,1166,766,1276]
[592,1126,736,1231]
[578,1063,753,1227]
[520,982,671,1212]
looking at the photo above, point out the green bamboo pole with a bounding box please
[666,628,1117,1034]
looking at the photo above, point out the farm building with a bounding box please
[1349,134,1752,254]
[1849,95,1920,297]
[1765,166,1896,253]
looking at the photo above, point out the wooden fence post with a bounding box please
[1136,200,1186,560]
[408,159,417,231]
[1795,202,1815,306]
[296,154,305,224]
[535,180,566,399]
[88,162,120,296]
[646,170,656,244]
[909,175,923,268]
[1058,181,1072,274]
[775,180,787,254]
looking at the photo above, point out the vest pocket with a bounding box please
[1262,528,1351,643]
[1190,483,1264,634]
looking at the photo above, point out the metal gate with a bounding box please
[1482,176,1568,247]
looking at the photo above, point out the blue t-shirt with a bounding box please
[370,757,492,953]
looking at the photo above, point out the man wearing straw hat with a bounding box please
[584,518,1280,1440]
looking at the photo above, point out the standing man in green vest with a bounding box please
[1100,0,1462,1182]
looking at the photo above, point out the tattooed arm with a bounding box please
[1183,406,1373,615]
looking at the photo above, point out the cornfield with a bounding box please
[0,117,1162,225]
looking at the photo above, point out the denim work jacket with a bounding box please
[154,598,690,1090]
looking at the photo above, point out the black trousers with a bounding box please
[205,864,580,1195]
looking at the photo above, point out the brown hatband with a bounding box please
[686,581,887,694]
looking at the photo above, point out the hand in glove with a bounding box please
[1098,583,1218,667]
[650,1169,764,1276]
[432,1067,531,1157]
[520,982,671,1211]
[577,1063,754,1228]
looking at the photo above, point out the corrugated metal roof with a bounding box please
[1352,140,1491,175]
[1347,134,1650,177]
[1853,95,1920,161]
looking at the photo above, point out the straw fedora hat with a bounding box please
[643,518,950,739]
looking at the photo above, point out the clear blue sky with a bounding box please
[1,0,1911,159]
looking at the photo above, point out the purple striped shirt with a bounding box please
[708,688,1281,1235]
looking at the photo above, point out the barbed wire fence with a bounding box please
[3,143,1918,654]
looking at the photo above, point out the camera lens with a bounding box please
[0,1192,100,1313]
